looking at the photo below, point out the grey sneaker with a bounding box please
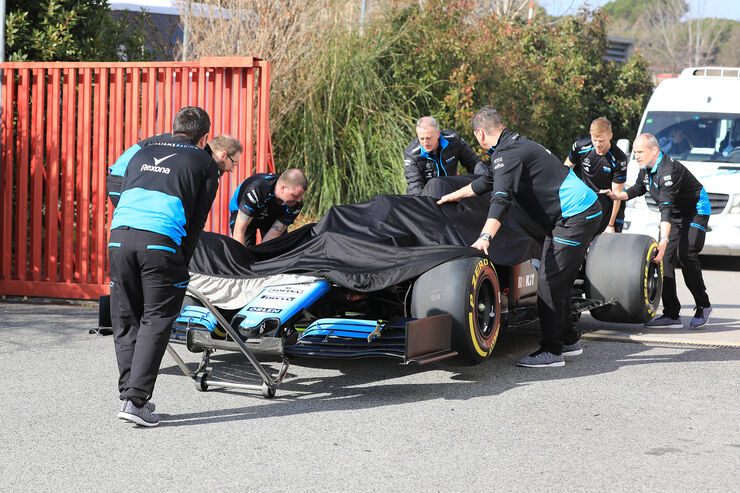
[562,341,583,357]
[118,400,160,427]
[644,315,683,329]
[690,307,712,329]
[120,399,155,413]
[516,350,565,368]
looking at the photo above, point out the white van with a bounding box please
[620,67,740,256]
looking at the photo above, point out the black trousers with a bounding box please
[537,201,603,355]
[595,194,625,234]
[660,213,710,319]
[108,227,189,408]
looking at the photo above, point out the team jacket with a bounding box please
[107,134,172,207]
[403,130,487,195]
[228,173,302,231]
[625,152,710,222]
[568,137,628,191]
[471,129,598,228]
[110,134,220,262]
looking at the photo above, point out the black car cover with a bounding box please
[190,178,545,292]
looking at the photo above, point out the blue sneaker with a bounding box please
[562,341,583,357]
[644,315,683,329]
[118,400,160,427]
[120,399,155,413]
[690,307,712,329]
[516,350,564,367]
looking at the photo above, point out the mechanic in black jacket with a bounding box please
[403,116,487,195]
[607,133,712,329]
[229,169,308,246]
[565,117,628,234]
[438,105,603,368]
[107,133,241,207]
[109,106,219,426]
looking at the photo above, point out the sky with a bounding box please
[540,0,740,22]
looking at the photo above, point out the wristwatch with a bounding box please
[479,233,493,242]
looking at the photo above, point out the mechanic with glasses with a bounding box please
[437,105,602,368]
[229,169,308,246]
[606,133,712,330]
[564,116,628,234]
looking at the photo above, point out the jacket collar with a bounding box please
[420,134,449,159]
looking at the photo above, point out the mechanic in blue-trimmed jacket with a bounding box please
[108,106,219,427]
[438,105,603,368]
[107,133,242,207]
[403,116,487,195]
[229,169,308,246]
[564,116,628,234]
[607,133,712,330]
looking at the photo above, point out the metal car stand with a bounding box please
[166,286,290,399]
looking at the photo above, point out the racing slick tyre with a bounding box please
[411,257,501,364]
[585,233,662,323]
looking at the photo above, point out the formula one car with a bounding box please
[151,177,662,396]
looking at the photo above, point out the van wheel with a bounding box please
[585,234,662,323]
[411,257,501,364]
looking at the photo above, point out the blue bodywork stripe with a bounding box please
[108,242,121,248]
[689,222,706,232]
[111,188,186,245]
[553,236,581,246]
[586,211,603,220]
[109,144,142,176]
[559,170,598,218]
[147,245,176,253]
[696,188,711,215]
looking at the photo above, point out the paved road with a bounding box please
[1,265,738,492]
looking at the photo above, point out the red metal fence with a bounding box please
[0,56,273,300]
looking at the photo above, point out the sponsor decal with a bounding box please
[664,180,673,186]
[662,174,671,181]
[153,153,176,166]
[260,295,296,302]
[246,307,282,314]
[446,156,456,163]
[517,273,535,288]
[494,163,504,170]
[494,157,503,163]
[404,159,412,166]
[268,287,305,295]
[140,164,170,174]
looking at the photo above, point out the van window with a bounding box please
[641,111,740,163]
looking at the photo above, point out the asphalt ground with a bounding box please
[1,262,738,492]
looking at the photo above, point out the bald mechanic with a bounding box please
[564,117,628,234]
[109,106,218,426]
[107,133,241,206]
[606,133,712,329]
[438,105,602,368]
[230,169,308,246]
[404,116,487,195]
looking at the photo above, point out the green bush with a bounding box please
[273,1,653,217]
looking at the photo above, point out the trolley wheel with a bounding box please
[195,373,209,392]
[261,383,276,399]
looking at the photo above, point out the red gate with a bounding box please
[0,56,273,300]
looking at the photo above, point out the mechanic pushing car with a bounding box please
[564,116,628,234]
[229,169,308,246]
[107,133,242,207]
[403,116,487,195]
[606,133,712,329]
[438,105,602,368]
[109,106,219,426]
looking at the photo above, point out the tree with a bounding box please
[4,0,151,61]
